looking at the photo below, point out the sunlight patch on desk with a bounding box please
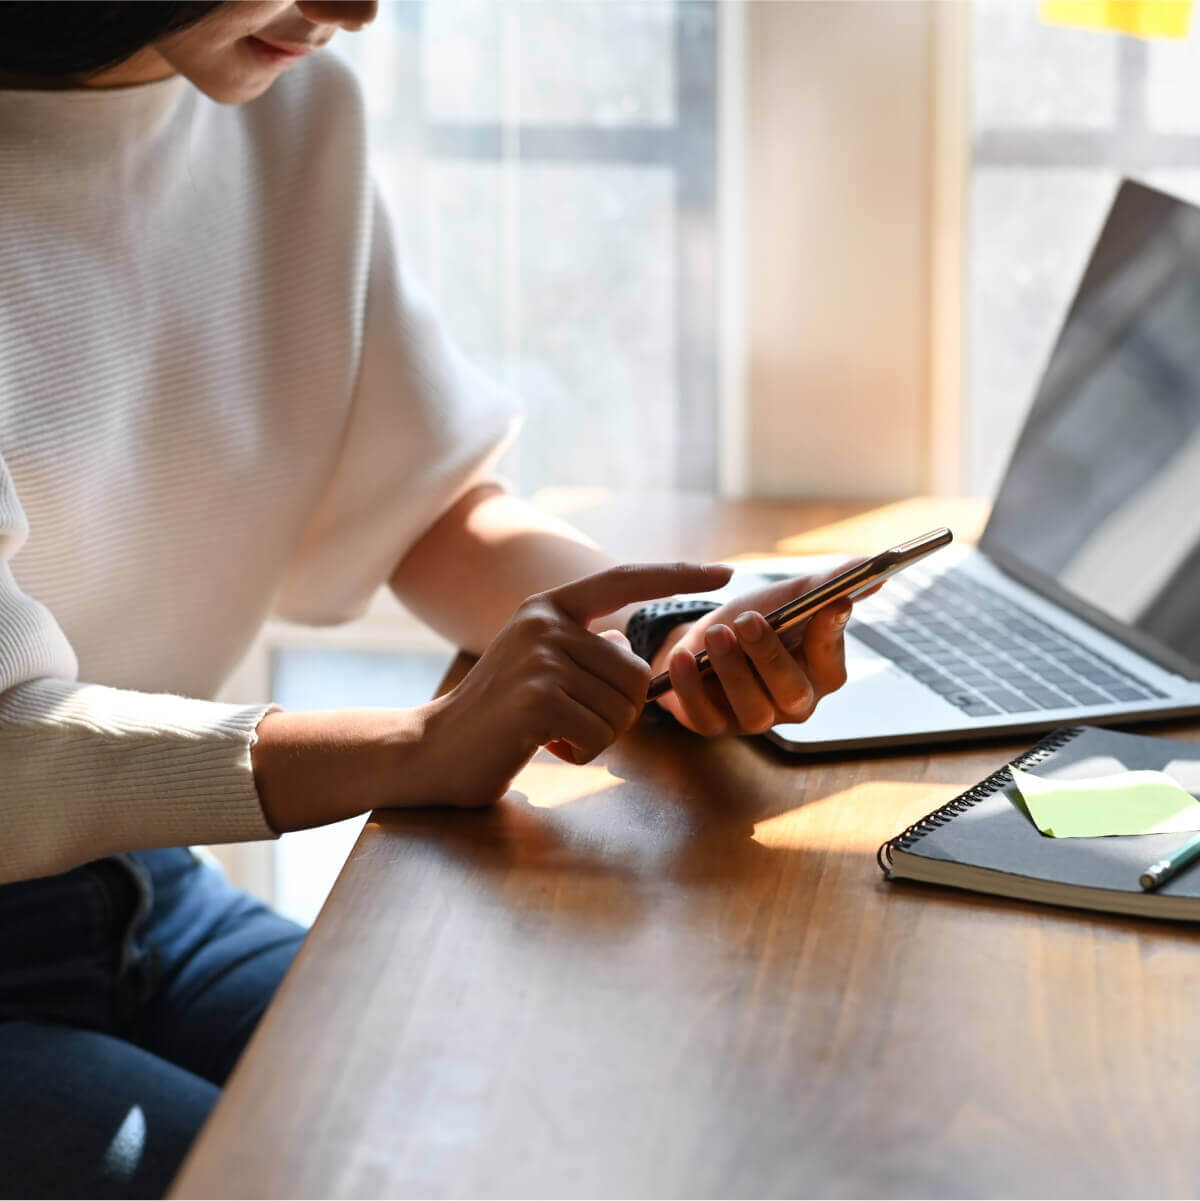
[517,761,620,809]
[752,781,961,852]
[774,496,988,555]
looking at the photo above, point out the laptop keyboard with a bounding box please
[843,566,1167,718]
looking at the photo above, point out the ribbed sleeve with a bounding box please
[0,681,276,884]
[0,462,275,885]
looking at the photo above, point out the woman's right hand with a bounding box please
[412,561,732,807]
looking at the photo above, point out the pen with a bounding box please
[1139,831,1200,891]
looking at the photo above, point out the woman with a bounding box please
[0,3,858,1195]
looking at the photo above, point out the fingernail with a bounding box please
[833,602,852,625]
[733,612,764,643]
[706,624,736,653]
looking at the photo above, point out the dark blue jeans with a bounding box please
[0,848,306,1199]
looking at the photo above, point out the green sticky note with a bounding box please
[1010,764,1200,838]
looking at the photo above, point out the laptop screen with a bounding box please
[981,179,1200,676]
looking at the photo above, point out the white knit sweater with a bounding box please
[0,54,518,884]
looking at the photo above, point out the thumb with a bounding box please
[598,628,633,652]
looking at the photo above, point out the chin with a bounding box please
[194,68,284,105]
[171,45,287,105]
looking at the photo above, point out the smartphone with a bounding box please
[645,527,953,701]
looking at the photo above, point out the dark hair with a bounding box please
[0,1,224,79]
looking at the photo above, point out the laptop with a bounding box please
[729,178,1200,752]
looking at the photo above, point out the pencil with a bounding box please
[1139,831,1200,891]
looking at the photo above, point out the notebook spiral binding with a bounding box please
[876,726,1086,874]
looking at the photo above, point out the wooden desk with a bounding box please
[173,495,1200,1199]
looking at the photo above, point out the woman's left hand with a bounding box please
[648,564,866,736]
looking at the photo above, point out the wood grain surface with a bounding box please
[172,495,1200,1199]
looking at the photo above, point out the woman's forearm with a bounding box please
[388,482,636,654]
[254,560,733,826]
[251,706,428,833]
[256,488,691,831]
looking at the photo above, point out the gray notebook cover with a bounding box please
[880,725,1200,917]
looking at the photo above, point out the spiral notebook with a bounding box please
[878,725,1200,922]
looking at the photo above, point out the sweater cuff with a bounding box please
[0,679,279,883]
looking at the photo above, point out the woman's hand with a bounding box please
[414,561,733,807]
[649,564,868,737]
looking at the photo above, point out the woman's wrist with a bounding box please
[252,705,431,834]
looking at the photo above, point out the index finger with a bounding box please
[551,562,733,625]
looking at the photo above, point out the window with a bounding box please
[236,1,721,924]
[333,0,718,494]
[968,0,1200,496]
